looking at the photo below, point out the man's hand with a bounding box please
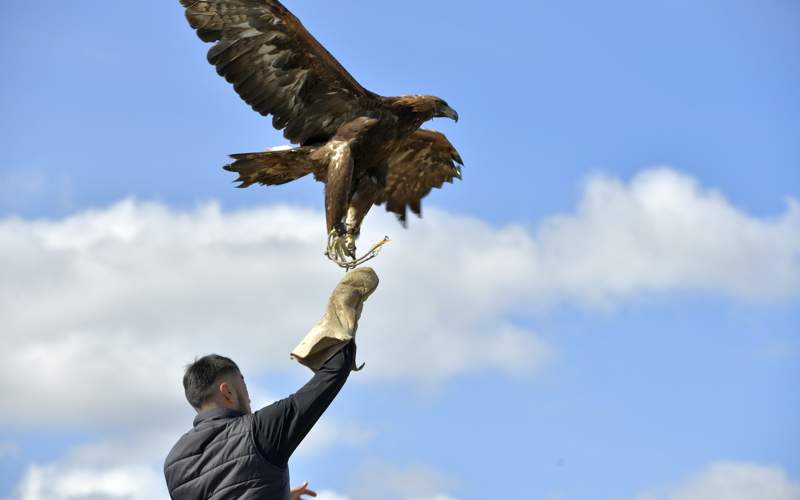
[291,481,318,499]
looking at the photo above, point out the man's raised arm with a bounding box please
[250,267,378,468]
[252,340,355,466]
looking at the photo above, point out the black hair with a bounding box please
[182,354,240,410]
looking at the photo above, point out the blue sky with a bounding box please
[1,1,798,499]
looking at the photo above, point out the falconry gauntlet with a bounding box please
[291,267,379,372]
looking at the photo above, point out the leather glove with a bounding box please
[290,267,379,372]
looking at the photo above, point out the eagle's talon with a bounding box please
[326,229,357,266]
[344,233,357,259]
[326,235,391,270]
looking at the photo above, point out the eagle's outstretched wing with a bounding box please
[181,0,378,145]
[380,129,463,224]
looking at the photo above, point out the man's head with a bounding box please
[183,354,252,414]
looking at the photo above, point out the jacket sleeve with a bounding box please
[252,341,355,467]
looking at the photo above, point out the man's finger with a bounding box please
[290,481,319,499]
[290,481,309,494]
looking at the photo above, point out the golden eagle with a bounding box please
[180,0,462,266]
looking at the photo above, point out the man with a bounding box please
[164,269,378,499]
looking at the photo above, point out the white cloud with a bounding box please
[8,430,173,500]
[13,463,165,500]
[315,491,351,500]
[349,460,458,500]
[296,419,376,459]
[528,168,800,304]
[633,461,800,500]
[0,167,797,428]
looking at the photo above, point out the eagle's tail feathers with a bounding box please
[224,147,318,188]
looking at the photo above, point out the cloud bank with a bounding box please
[1,167,798,428]
[633,461,800,500]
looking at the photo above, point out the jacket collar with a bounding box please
[193,407,244,427]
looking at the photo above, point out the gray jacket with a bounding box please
[164,408,290,499]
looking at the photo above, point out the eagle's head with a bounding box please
[394,95,459,123]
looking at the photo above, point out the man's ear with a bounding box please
[218,381,234,404]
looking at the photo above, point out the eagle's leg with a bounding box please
[323,141,355,264]
[326,175,387,269]
[328,175,386,269]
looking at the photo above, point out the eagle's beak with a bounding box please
[439,105,459,122]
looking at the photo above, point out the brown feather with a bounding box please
[224,146,319,187]
[180,0,379,145]
[378,129,463,224]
